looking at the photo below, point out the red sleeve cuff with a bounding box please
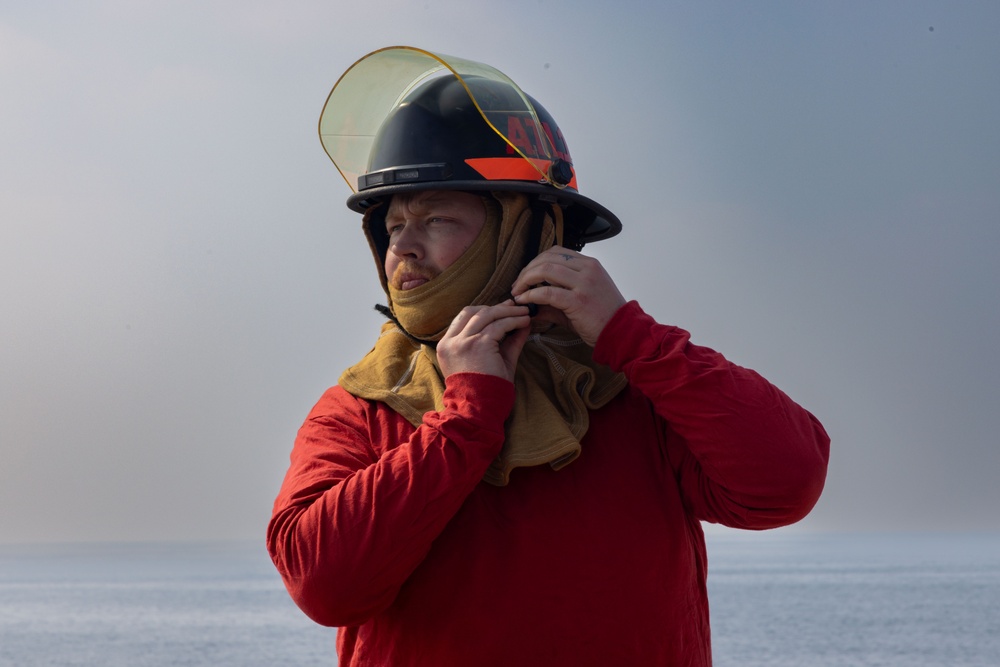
[438,372,516,433]
[593,300,680,372]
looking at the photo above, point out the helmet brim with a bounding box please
[346,180,621,244]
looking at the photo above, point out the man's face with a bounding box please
[383,190,487,291]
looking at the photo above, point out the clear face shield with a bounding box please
[318,46,571,194]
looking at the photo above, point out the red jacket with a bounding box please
[268,301,829,666]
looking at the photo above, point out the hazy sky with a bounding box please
[2,1,998,544]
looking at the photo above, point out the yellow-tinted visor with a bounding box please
[318,46,567,193]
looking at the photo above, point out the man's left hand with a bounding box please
[510,247,626,347]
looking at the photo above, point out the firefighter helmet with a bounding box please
[319,46,621,247]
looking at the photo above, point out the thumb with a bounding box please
[499,325,530,370]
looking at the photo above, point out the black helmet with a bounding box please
[319,46,621,246]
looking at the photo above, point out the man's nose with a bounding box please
[389,222,424,259]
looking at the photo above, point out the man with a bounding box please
[268,47,829,666]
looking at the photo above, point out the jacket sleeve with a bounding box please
[593,301,830,530]
[266,372,514,627]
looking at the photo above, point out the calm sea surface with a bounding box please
[1,532,997,666]
[706,532,1000,666]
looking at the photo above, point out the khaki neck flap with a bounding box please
[339,192,627,485]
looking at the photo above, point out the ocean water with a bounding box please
[0,541,333,666]
[707,532,1000,667]
[1,533,997,666]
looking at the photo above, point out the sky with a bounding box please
[2,0,998,544]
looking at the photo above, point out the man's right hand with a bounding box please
[436,302,532,383]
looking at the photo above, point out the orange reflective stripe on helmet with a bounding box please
[465,157,579,190]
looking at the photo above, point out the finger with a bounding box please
[508,294,538,317]
[514,248,583,282]
[490,312,533,335]
[523,303,570,329]
[536,246,584,263]
[499,324,531,366]
[461,311,532,343]
[470,304,532,328]
[513,284,576,314]
[448,304,526,334]
[444,305,486,336]
[511,262,583,297]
